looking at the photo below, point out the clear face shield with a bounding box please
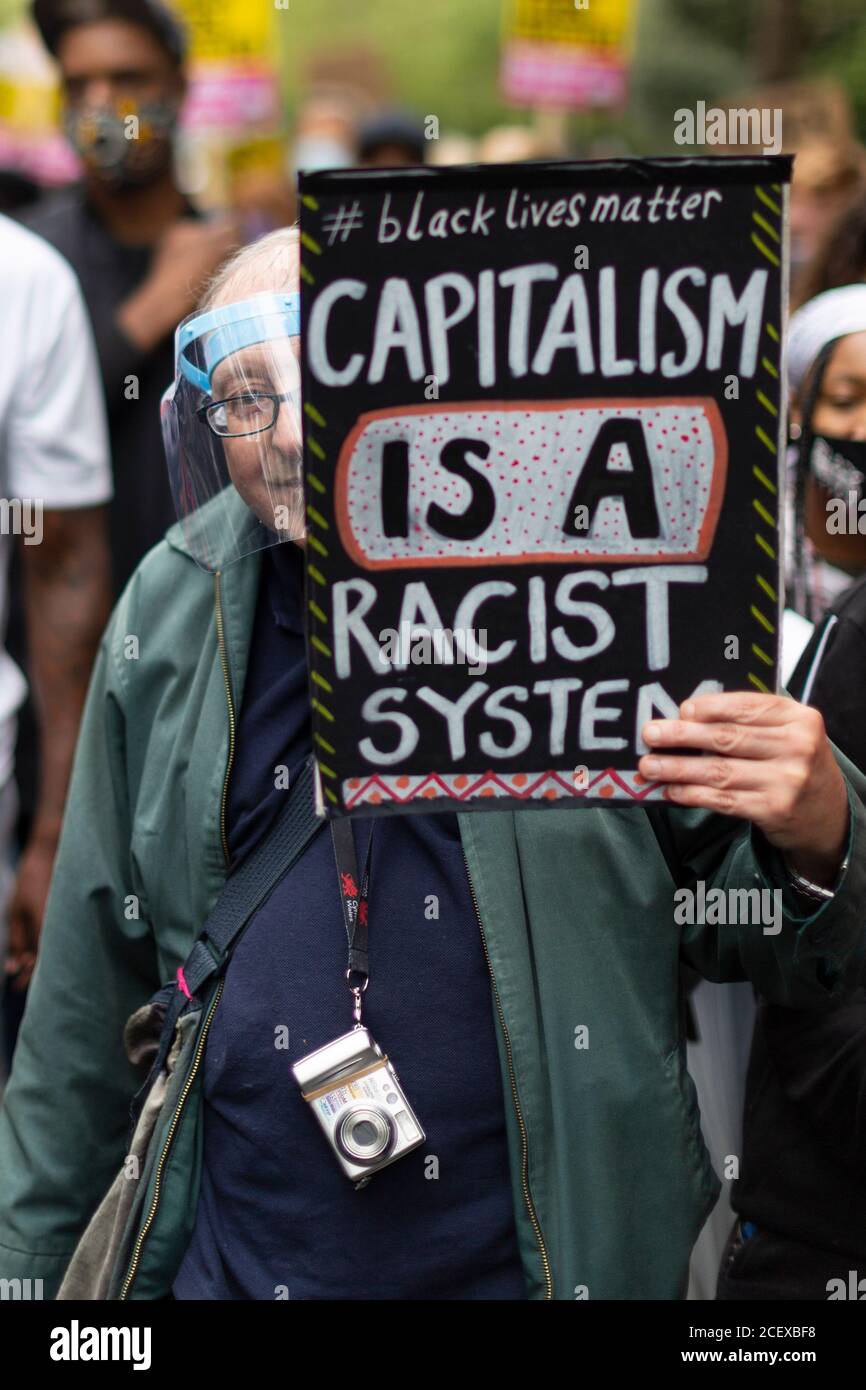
[161,290,304,572]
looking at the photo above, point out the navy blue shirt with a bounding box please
[173,542,527,1300]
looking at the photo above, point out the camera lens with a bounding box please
[337,1105,394,1164]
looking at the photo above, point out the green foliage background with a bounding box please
[274,0,866,148]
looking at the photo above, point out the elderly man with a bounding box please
[1,227,865,1302]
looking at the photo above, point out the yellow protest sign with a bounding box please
[501,0,638,109]
[505,0,635,52]
[171,0,276,63]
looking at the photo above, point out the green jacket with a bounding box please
[2,494,866,1302]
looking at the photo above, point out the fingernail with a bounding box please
[644,723,661,742]
[681,701,695,719]
[642,757,661,777]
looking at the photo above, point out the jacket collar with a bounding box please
[164,484,264,568]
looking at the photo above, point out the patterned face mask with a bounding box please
[806,432,866,502]
[62,96,178,187]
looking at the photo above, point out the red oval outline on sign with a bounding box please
[332,396,730,570]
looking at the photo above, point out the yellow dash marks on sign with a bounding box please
[752,498,775,528]
[307,505,330,531]
[304,403,327,428]
[761,355,779,379]
[755,390,778,418]
[301,194,319,211]
[750,604,776,634]
[312,671,333,693]
[314,732,336,755]
[752,210,780,244]
[311,698,335,723]
[766,323,780,342]
[751,643,774,667]
[310,635,332,658]
[324,786,339,805]
[755,425,776,455]
[308,599,328,623]
[308,564,327,587]
[756,574,777,602]
[752,464,777,495]
[308,473,326,494]
[300,231,322,256]
[306,534,328,558]
[748,672,771,693]
[754,531,776,561]
[308,437,326,461]
[751,232,780,267]
[755,187,781,216]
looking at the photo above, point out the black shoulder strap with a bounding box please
[181,755,322,1000]
[645,802,692,892]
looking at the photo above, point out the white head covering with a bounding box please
[788,284,866,393]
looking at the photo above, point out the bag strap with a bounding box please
[645,802,691,892]
[181,754,322,1000]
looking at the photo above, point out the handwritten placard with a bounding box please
[300,156,790,816]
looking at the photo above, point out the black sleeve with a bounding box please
[800,613,866,779]
[82,306,152,414]
[760,600,866,1170]
[761,996,866,1169]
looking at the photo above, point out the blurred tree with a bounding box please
[630,0,866,151]
[278,0,516,139]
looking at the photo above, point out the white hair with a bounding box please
[201,225,300,309]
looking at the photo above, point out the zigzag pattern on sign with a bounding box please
[343,767,663,808]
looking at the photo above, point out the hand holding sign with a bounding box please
[641,693,849,885]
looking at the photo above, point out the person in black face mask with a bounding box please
[19,0,239,598]
[786,284,866,623]
[717,287,866,1301]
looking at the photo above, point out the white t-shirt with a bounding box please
[0,215,112,788]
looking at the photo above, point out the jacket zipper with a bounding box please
[120,575,237,1298]
[214,571,237,866]
[462,851,554,1301]
[118,979,225,1300]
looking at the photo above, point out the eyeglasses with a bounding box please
[198,391,300,438]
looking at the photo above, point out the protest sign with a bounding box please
[500,0,636,110]
[299,155,791,816]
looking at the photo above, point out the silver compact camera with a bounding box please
[292,1026,425,1188]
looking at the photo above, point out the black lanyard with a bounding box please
[330,818,374,1024]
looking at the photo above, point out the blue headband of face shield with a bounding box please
[176,291,302,396]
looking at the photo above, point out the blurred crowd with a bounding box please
[0,0,865,1305]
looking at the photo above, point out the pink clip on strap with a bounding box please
[176,966,192,1000]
